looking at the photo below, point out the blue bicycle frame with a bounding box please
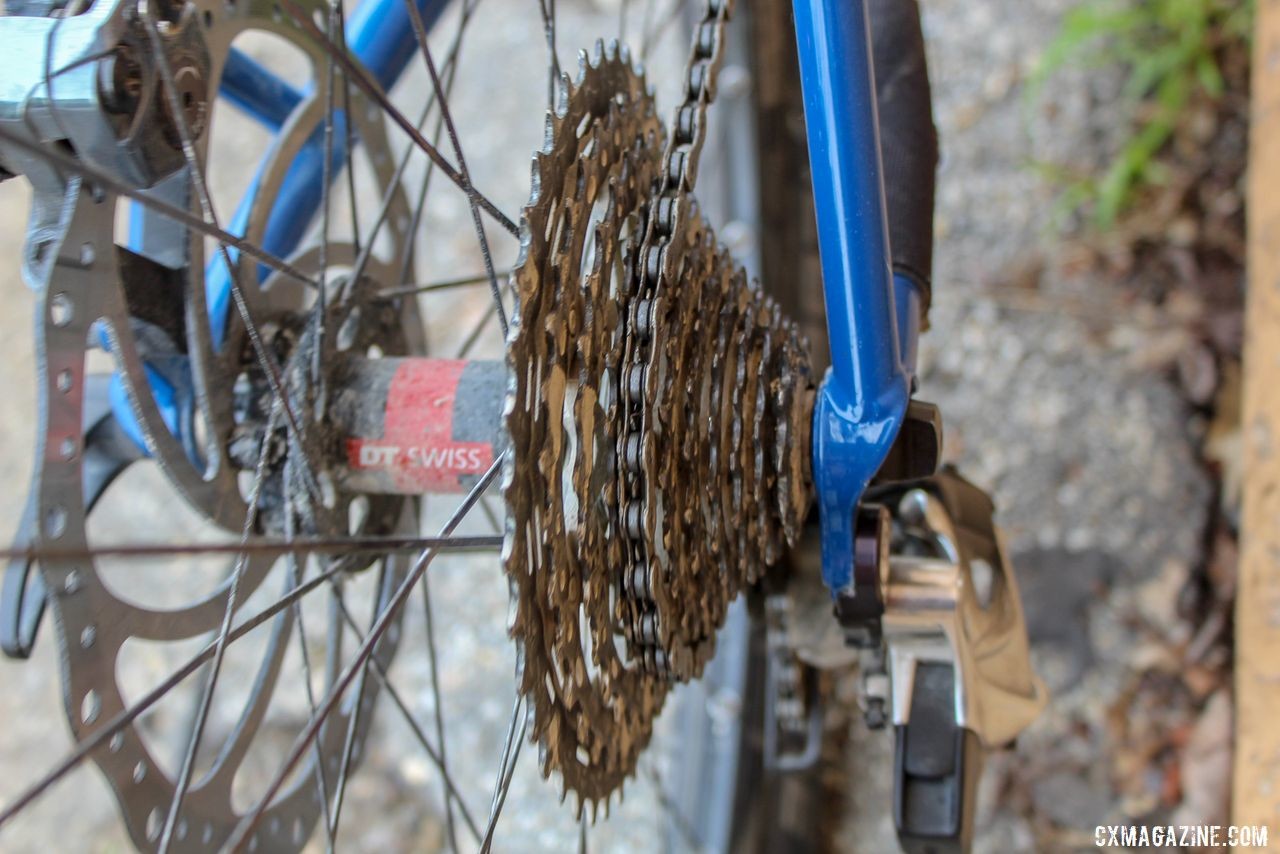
[791,0,920,592]
[123,0,918,596]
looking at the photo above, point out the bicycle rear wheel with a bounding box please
[0,0,832,851]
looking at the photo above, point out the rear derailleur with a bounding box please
[766,403,1046,853]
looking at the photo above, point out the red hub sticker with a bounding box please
[346,359,493,493]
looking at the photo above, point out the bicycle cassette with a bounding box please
[502,40,814,808]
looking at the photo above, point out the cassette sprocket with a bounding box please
[502,28,814,808]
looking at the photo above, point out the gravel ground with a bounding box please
[836,0,1213,850]
[0,0,1217,852]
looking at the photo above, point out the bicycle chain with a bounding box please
[616,0,812,682]
[504,1,814,809]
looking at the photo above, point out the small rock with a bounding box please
[1031,770,1113,829]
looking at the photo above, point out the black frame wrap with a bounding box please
[870,0,938,313]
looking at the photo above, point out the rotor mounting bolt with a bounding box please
[159,52,209,147]
[98,46,146,119]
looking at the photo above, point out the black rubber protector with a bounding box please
[870,0,938,314]
[893,663,982,854]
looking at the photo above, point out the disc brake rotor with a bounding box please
[21,0,421,846]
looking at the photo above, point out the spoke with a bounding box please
[0,125,319,291]
[420,568,459,852]
[280,0,520,239]
[224,456,504,851]
[537,0,561,109]
[157,402,280,852]
[326,592,484,842]
[313,0,341,394]
[479,695,526,854]
[325,583,373,838]
[391,87,455,303]
[0,561,347,829]
[377,0,483,301]
[139,10,322,490]
[284,507,338,854]
[0,534,502,562]
[376,269,513,300]
[336,1,363,257]
[335,0,478,307]
[403,0,508,336]
[323,587,486,843]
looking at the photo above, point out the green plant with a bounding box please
[1035,0,1253,228]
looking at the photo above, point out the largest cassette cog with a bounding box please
[503,43,668,809]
